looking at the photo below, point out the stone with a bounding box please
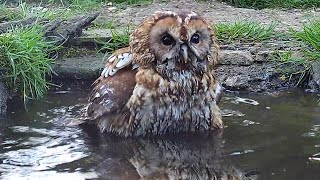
[71,29,112,49]
[219,50,254,66]
[224,75,248,89]
[52,54,105,80]
[311,60,320,92]
[254,50,275,62]
[215,64,282,92]
[0,80,8,115]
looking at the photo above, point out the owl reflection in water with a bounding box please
[84,11,224,137]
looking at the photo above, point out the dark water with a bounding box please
[0,90,320,180]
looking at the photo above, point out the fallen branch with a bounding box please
[0,12,99,47]
[0,17,38,34]
[44,12,100,46]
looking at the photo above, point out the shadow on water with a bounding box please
[0,90,320,179]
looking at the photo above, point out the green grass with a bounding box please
[274,51,311,86]
[98,25,132,52]
[0,25,56,104]
[0,1,102,21]
[293,21,320,61]
[63,47,98,58]
[108,0,151,4]
[273,21,320,86]
[214,21,277,43]
[219,0,320,9]
[0,4,25,21]
[89,19,120,30]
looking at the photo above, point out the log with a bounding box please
[0,17,38,34]
[43,12,100,46]
[0,12,99,46]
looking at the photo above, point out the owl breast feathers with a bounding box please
[85,11,224,137]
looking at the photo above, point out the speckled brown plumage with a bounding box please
[85,11,224,137]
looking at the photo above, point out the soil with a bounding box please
[97,0,320,31]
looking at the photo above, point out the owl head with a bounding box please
[130,11,219,78]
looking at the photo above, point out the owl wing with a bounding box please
[87,47,138,120]
[100,47,138,78]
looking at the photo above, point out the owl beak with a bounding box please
[179,44,188,63]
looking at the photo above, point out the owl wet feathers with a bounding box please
[86,11,224,137]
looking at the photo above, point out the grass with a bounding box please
[0,1,102,21]
[63,47,98,58]
[274,51,311,86]
[108,0,151,4]
[0,25,56,104]
[0,4,25,21]
[98,25,132,52]
[273,21,320,86]
[293,21,320,61]
[0,0,152,23]
[219,0,320,9]
[89,20,120,30]
[214,21,277,43]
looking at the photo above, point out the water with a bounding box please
[0,90,319,179]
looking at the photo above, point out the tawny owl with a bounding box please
[85,11,224,137]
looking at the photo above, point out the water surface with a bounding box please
[0,90,319,179]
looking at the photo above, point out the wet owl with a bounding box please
[85,11,224,137]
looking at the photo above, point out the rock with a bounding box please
[224,75,248,89]
[219,50,254,66]
[219,45,236,50]
[52,54,105,80]
[254,50,275,62]
[0,80,9,115]
[309,60,320,92]
[71,29,112,49]
[215,64,282,92]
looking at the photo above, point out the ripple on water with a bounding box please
[309,152,320,163]
[231,97,259,106]
[230,149,255,156]
[302,125,320,138]
[242,120,260,126]
[221,109,245,117]
[0,124,90,179]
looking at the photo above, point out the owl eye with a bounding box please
[190,33,200,44]
[161,34,175,46]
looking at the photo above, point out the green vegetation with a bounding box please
[89,20,120,30]
[99,25,132,52]
[0,4,24,21]
[293,21,320,61]
[214,21,277,43]
[274,51,310,86]
[274,21,320,86]
[219,0,320,9]
[63,47,98,58]
[0,25,56,103]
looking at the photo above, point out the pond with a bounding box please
[0,90,319,179]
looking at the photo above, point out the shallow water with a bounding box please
[0,90,319,180]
